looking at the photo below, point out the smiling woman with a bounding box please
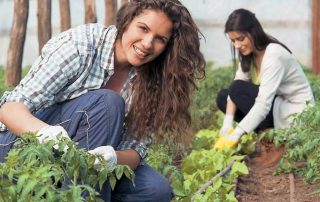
[0,0,205,201]
[116,9,173,67]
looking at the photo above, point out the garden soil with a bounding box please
[236,142,320,202]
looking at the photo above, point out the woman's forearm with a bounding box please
[0,102,48,136]
[226,98,237,115]
[116,149,141,170]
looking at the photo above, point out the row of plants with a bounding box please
[147,129,255,201]
[0,133,134,201]
[262,102,320,194]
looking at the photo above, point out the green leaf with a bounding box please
[20,179,37,199]
[109,175,117,190]
[231,161,249,175]
[115,165,124,180]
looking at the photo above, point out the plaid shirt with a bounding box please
[0,24,151,159]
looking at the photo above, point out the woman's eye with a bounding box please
[156,37,166,44]
[238,36,245,41]
[139,26,148,32]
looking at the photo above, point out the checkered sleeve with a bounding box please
[117,134,152,160]
[0,30,80,112]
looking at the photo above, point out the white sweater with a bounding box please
[235,43,315,133]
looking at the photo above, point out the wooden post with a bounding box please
[37,0,52,54]
[59,0,71,32]
[84,0,97,23]
[312,0,320,74]
[121,0,129,5]
[5,0,29,86]
[105,0,117,26]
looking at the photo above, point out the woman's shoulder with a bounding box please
[265,43,290,56]
[71,23,116,38]
[70,24,117,52]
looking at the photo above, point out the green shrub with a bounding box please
[0,65,31,96]
[0,133,134,201]
[304,68,320,101]
[191,62,233,130]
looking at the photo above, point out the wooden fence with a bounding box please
[4,0,320,87]
[5,0,128,86]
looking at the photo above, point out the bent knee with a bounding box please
[146,176,173,202]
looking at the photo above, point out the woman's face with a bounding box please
[116,9,173,67]
[227,31,254,55]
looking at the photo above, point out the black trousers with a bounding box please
[216,80,274,132]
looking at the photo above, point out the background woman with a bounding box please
[215,8,314,151]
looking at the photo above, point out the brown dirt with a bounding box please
[236,142,320,202]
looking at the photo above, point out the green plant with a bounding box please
[191,62,234,130]
[304,68,320,101]
[171,129,249,202]
[0,65,31,96]
[261,103,320,187]
[0,133,134,201]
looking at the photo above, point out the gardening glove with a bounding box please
[36,125,71,151]
[214,127,245,150]
[88,145,117,171]
[219,114,234,136]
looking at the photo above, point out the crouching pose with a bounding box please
[0,0,205,201]
[215,8,314,150]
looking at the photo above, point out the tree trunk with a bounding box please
[37,0,52,54]
[59,0,71,32]
[84,0,97,23]
[121,0,129,5]
[5,0,29,86]
[105,0,117,26]
[312,0,320,74]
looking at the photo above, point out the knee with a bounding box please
[147,176,173,202]
[86,89,125,114]
[216,89,228,113]
[229,80,246,100]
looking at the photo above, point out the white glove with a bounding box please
[88,145,117,171]
[225,127,244,141]
[36,125,71,150]
[219,114,234,136]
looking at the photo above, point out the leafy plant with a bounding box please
[171,129,249,202]
[0,133,134,201]
[261,103,320,187]
[191,62,234,130]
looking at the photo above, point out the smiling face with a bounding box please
[227,31,255,56]
[115,9,173,68]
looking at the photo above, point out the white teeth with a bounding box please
[134,46,148,57]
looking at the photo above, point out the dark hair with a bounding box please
[225,8,291,72]
[116,0,205,142]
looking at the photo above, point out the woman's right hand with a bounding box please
[36,125,71,151]
[219,114,234,136]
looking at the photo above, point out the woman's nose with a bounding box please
[233,41,241,49]
[142,35,153,49]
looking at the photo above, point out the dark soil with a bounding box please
[236,142,320,202]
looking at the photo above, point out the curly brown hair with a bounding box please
[116,0,205,142]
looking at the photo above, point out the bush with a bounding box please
[0,133,134,201]
[191,62,234,130]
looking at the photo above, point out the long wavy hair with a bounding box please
[225,8,291,72]
[116,0,205,142]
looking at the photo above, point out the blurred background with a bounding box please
[0,0,313,68]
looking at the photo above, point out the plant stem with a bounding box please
[192,160,235,200]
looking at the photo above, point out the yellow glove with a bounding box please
[214,127,244,150]
[214,135,238,150]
